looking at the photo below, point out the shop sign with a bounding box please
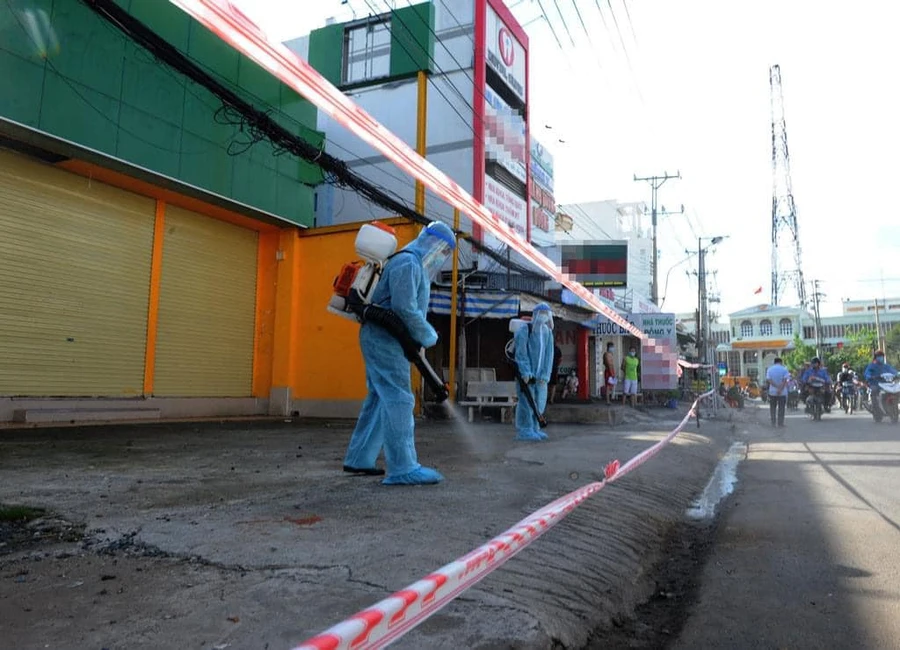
[484,174,527,237]
[484,85,526,183]
[485,5,526,103]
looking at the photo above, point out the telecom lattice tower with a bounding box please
[769,64,807,308]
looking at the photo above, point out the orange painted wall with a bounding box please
[291,219,417,400]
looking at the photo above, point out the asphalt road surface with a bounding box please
[673,404,900,649]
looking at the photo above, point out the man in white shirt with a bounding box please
[766,357,791,428]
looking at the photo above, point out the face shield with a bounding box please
[417,221,456,280]
[532,304,554,330]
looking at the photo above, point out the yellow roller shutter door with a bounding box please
[153,205,258,397]
[0,149,154,396]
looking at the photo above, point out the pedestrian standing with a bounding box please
[621,346,640,407]
[602,342,616,404]
[766,357,790,428]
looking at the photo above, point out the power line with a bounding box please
[81,0,541,279]
[634,171,681,305]
[550,0,577,47]
[593,0,644,104]
[534,0,567,51]
[620,0,639,45]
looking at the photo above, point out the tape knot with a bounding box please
[604,460,620,480]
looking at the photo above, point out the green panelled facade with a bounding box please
[308,2,436,89]
[0,0,323,225]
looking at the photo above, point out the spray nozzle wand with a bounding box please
[358,304,449,404]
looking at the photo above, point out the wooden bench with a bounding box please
[458,381,518,423]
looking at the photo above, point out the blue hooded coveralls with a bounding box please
[514,304,554,441]
[343,222,454,485]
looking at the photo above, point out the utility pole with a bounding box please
[697,239,713,368]
[697,240,706,366]
[874,299,885,351]
[634,171,681,306]
[810,279,825,358]
[695,236,726,374]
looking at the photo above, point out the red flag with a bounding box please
[753,286,763,295]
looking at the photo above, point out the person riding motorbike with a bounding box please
[835,363,859,411]
[864,351,899,418]
[835,363,856,386]
[800,357,833,413]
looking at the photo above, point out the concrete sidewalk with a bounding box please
[0,408,736,650]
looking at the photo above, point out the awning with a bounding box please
[678,360,715,369]
[731,339,789,350]
[429,289,519,319]
[519,293,596,326]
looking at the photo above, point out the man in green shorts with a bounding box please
[621,346,640,407]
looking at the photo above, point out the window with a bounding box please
[779,318,793,336]
[740,320,753,337]
[343,19,392,85]
[760,319,773,336]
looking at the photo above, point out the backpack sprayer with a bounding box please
[327,222,450,404]
[505,318,548,427]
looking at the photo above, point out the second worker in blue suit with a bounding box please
[343,221,455,485]
[514,303,554,441]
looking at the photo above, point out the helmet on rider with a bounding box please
[811,357,821,366]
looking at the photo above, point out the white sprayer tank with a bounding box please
[356,222,398,264]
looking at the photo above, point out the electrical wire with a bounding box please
[334,1,534,272]
[550,0,577,47]
[357,0,534,266]
[79,0,540,277]
[534,0,567,52]
[3,1,220,157]
[620,0,639,45]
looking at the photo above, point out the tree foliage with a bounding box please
[783,335,818,373]
[885,323,900,361]
[782,329,880,376]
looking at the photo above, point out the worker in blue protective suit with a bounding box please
[343,221,456,485]
[514,303,554,441]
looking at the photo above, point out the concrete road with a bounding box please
[673,405,900,650]
[0,409,737,650]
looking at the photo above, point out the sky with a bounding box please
[233,0,900,319]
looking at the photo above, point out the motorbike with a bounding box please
[787,385,800,410]
[805,376,830,421]
[860,384,872,413]
[869,372,900,424]
[839,380,858,414]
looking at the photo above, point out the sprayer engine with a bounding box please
[327,221,398,322]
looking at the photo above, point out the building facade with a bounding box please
[288,0,553,267]
[556,199,653,311]
[708,302,900,379]
[0,0,421,422]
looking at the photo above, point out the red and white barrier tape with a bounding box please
[163,0,646,341]
[292,390,716,650]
